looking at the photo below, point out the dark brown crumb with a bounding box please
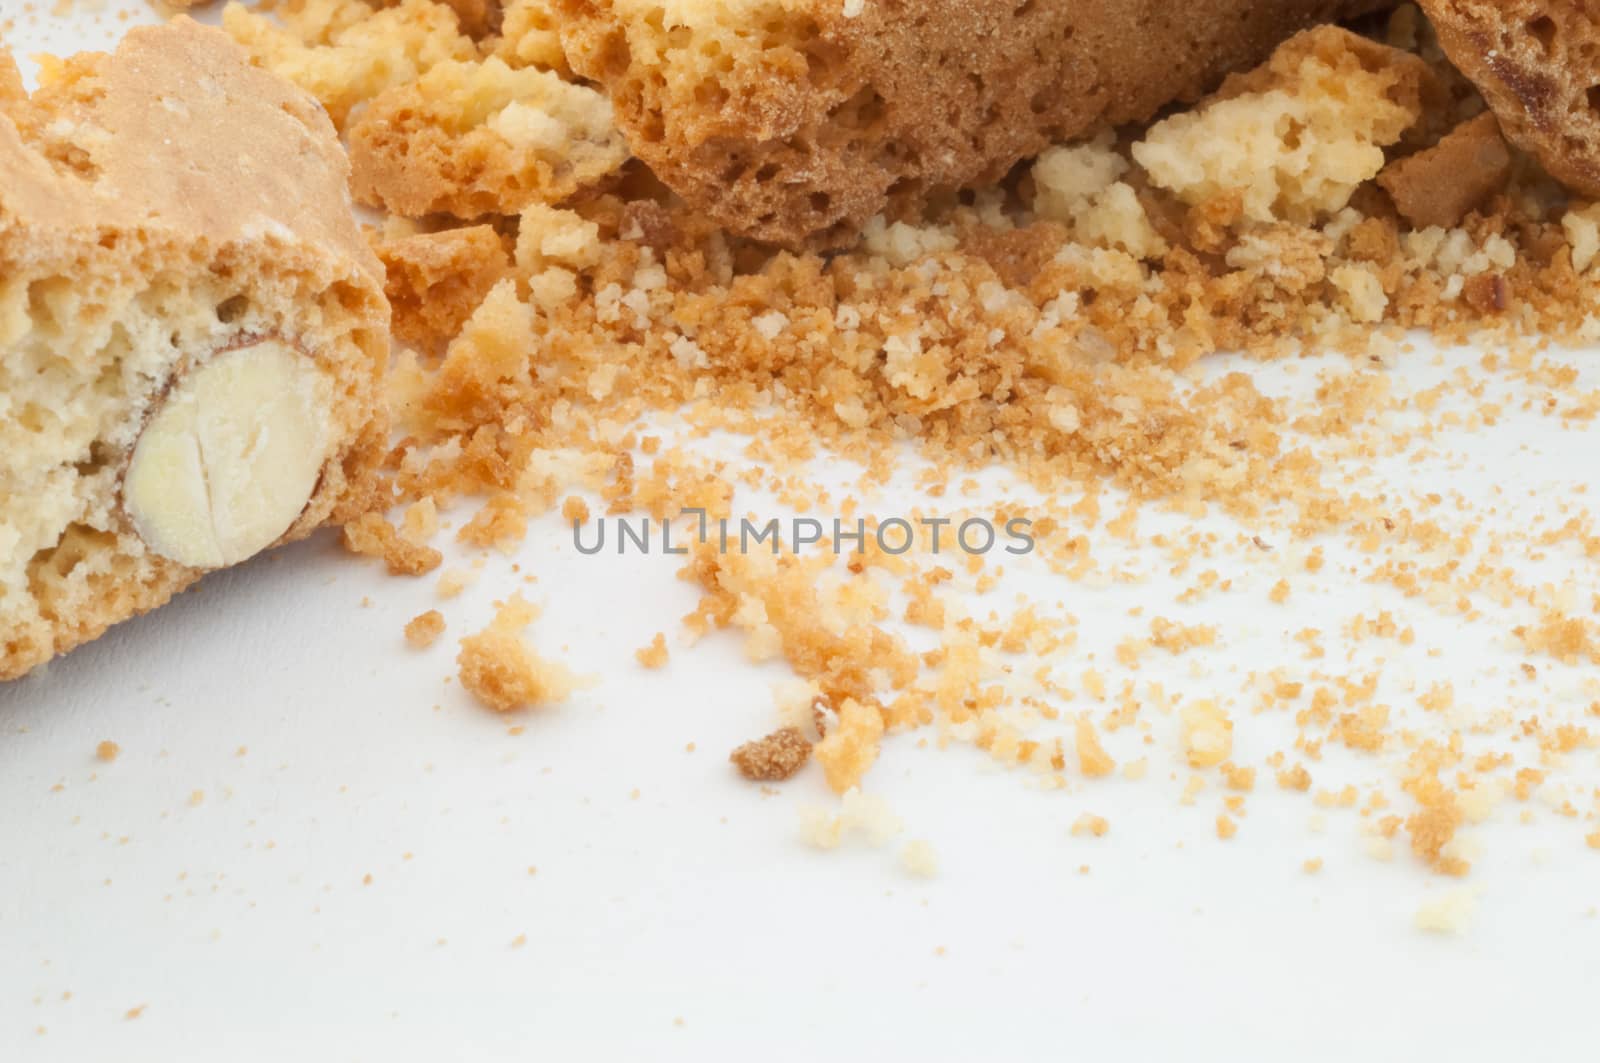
[730,727,812,782]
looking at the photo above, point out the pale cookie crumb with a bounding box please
[1075,716,1117,778]
[634,632,669,669]
[1071,813,1110,838]
[900,839,940,878]
[1181,700,1234,768]
[1414,887,1477,934]
[813,698,885,794]
[95,741,119,763]
[436,568,475,599]
[405,610,446,649]
[800,788,902,850]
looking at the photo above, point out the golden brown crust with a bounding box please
[1420,0,1600,197]
[555,0,1397,246]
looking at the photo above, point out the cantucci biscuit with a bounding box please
[0,21,389,680]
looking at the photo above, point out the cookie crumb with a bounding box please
[730,726,811,782]
[900,839,940,878]
[343,512,443,576]
[1074,716,1116,778]
[405,610,446,649]
[1071,813,1110,838]
[1414,887,1477,934]
[634,632,669,669]
[457,596,581,712]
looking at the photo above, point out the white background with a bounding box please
[3,4,1599,1059]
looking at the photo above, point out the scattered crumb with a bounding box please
[405,610,447,649]
[634,632,669,669]
[457,596,583,712]
[730,726,811,782]
[900,839,940,878]
[1071,813,1110,838]
[1414,887,1477,934]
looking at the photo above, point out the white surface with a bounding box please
[4,5,1600,1059]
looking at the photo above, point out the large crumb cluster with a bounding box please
[210,2,1600,892]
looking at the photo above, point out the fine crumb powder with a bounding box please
[729,726,811,782]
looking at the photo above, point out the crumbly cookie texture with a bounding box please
[1134,26,1437,223]
[553,0,1395,246]
[376,223,511,354]
[348,55,627,217]
[490,0,569,73]
[1420,0,1600,197]
[0,20,389,680]
[220,0,477,128]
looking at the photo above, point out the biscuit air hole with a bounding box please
[1528,17,1557,54]
[1587,85,1600,116]
[217,295,250,324]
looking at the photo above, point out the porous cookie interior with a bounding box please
[0,242,360,680]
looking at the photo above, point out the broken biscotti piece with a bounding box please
[1420,0,1600,197]
[348,56,628,217]
[0,20,389,680]
[554,0,1396,246]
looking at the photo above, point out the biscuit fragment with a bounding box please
[0,21,388,680]
[348,57,628,217]
[377,224,511,354]
[221,0,476,128]
[1420,0,1600,197]
[1378,111,1512,229]
[1134,26,1436,224]
[554,0,1395,246]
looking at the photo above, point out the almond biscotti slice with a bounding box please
[1419,0,1600,198]
[553,0,1396,247]
[0,20,390,681]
